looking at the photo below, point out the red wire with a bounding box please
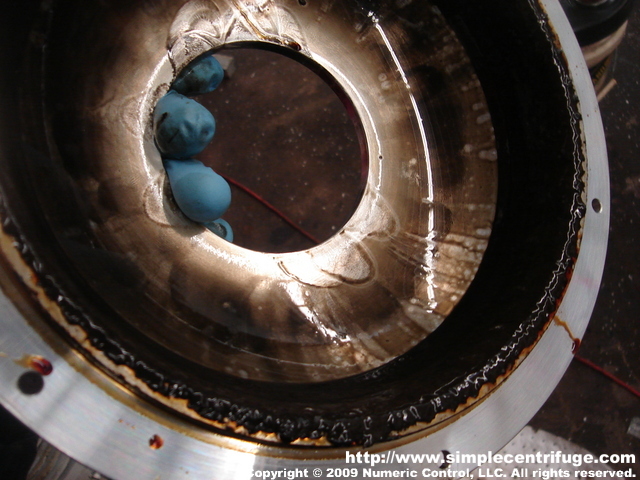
[220,173,321,245]
[574,355,640,400]
[222,174,640,402]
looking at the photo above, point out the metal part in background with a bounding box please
[560,0,634,45]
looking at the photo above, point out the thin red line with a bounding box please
[574,355,640,400]
[221,173,321,245]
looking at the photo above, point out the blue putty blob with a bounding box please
[172,55,225,96]
[164,159,231,223]
[154,91,215,159]
[205,218,234,242]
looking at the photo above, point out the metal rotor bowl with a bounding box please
[0,0,608,479]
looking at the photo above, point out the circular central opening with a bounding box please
[195,47,366,253]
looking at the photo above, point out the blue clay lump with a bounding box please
[164,159,231,223]
[154,91,215,159]
[152,53,233,241]
[172,55,225,96]
[204,219,234,242]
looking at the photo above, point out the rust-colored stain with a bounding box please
[553,316,580,352]
[15,355,53,375]
[28,355,53,376]
[118,419,136,430]
[149,434,164,450]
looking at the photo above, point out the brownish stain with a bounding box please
[553,316,580,353]
[149,434,164,450]
[15,355,53,375]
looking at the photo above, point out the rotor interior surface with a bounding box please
[0,0,593,451]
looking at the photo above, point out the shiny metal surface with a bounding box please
[32,0,496,384]
[0,0,608,478]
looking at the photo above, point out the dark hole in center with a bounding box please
[196,47,366,253]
